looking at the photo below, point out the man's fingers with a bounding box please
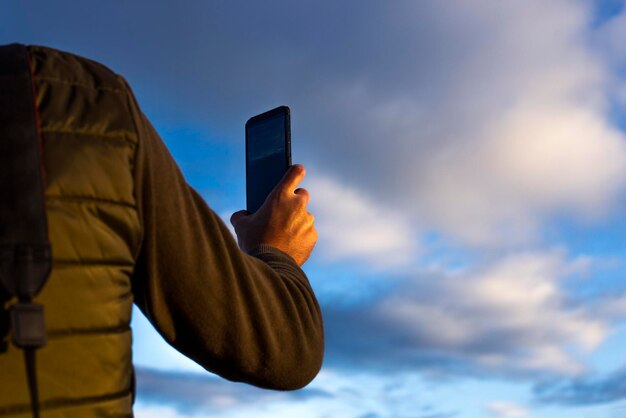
[277,164,306,193]
[294,187,310,204]
[230,210,250,227]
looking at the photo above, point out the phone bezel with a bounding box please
[245,105,292,212]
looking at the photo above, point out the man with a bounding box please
[0,44,324,417]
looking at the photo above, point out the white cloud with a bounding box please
[384,250,606,375]
[301,0,626,248]
[486,401,529,418]
[161,0,626,257]
[325,249,622,377]
[305,0,625,250]
[102,0,626,257]
[308,175,416,268]
[414,100,626,245]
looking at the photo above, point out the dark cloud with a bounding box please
[321,251,626,379]
[5,0,626,248]
[534,366,626,406]
[136,366,332,415]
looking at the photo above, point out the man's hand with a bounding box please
[230,164,317,266]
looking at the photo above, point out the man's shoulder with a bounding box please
[27,44,127,94]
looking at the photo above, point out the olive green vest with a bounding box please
[0,46,140,417]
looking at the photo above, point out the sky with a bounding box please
[2,0,626,417]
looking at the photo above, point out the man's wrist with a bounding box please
[248,244,298,266]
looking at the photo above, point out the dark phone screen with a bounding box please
[246,109,290,213]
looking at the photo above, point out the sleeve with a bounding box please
[120,77,324,390]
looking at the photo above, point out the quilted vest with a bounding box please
[0,46,140,417]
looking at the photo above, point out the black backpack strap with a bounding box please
[0,43,51,418]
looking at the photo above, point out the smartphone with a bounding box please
[246,106,292,213]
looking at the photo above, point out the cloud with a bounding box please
[323,250,625,377]
[135,367,332,416]
[202,0,626,248]
[308,175,417,268]
[135,367,461,418]
[175,0,626,252]
[486,401,529,417]
[11,0,626,256]
[534,365,626,406]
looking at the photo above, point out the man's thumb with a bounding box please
[230,210,250,227]
[276,164,306,193]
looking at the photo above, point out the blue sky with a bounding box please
[3,1,626,417]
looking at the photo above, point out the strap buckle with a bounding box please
[10,303,46,349]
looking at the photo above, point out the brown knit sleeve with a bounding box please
[119,77,324,390]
